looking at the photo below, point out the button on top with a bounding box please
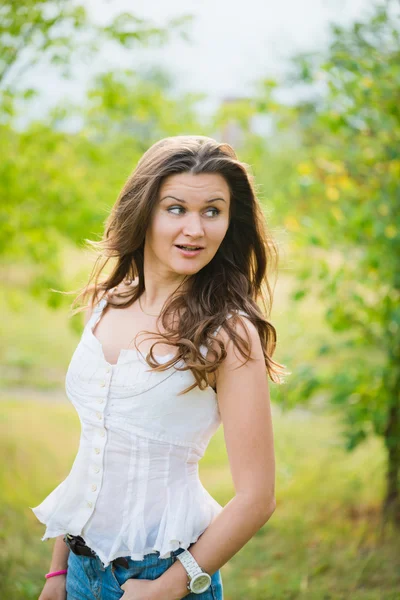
[94,447,101,454]
[91,484,97,492]
[100,429,105,437]
[97,398,104,404]
[87,501,93,508]
[93,466,100,473]
[100,381,106,387]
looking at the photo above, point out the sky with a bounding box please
[24,0,376,120]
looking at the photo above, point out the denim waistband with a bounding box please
[64,533,186,567]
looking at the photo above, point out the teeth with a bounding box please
[179,246,201,250]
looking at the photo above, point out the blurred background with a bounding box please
[1,0,399,598]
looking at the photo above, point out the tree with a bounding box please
[257,1,400,523]
[0,0,192,94]
[0,1,198,307]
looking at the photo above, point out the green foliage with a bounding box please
[0,70,205,306]
[0,0,191,93]
[255,1,400,518]
[84,69,205,143]
[0,1,87,91]
[0,1,202,308]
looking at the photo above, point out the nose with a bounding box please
[182,212,205,237]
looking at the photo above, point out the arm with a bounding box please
[37,536,69,599]
[49,535,70,572]
[154,316,276,599]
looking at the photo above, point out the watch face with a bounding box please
[192,573,212,593]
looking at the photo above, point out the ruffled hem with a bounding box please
[84,530,206,568]
[29,521,218,568]
[30,483,224,568]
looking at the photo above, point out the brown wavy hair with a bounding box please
[71,135,288,394]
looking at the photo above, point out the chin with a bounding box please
[171,262,206,275]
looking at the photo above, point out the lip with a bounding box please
[175,244,204,249]
[175,245,204,257]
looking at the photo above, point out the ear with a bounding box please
[106,278,138,304]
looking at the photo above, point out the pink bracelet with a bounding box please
[45,569,68,579]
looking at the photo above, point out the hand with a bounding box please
[38,574,67,600]
[120,577,165,600]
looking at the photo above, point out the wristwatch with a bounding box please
[175,549,212,594]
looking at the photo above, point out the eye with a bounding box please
[206,207,221,217]
[167,206,221,217]
[167,206,185,215]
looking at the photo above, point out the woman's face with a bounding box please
[144,172,231,277]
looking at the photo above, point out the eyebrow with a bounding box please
[160,195,226,204]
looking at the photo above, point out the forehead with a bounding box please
[159,172,230,199]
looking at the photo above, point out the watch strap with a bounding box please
[176,549,204,583]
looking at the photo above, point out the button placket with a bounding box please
[87,367,111,514]
[89,446,102,505]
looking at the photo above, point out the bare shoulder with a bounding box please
[83,278,138,326]
[213,312,264,369]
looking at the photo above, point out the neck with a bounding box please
[141,273,189,312]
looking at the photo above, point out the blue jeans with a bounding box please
[66,546,223,600]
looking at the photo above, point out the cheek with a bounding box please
[147,214,176,244]
[210,220,229,245]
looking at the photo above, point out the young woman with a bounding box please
[32,135,286,600]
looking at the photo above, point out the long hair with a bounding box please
[71,135,288,393]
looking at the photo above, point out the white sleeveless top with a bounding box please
[30,298,248,568]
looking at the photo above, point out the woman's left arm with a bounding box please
[154,316,276,599]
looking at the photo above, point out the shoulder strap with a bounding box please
[92,297,108,313]
[87,297,108,328]
[211,309,249,338]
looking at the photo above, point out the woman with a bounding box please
[32,135,286,600]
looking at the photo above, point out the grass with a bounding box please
[0,398,398,599]
[0,260,398,598]
[0,286,79,391]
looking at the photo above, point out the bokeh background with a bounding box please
[1,1,399,598]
